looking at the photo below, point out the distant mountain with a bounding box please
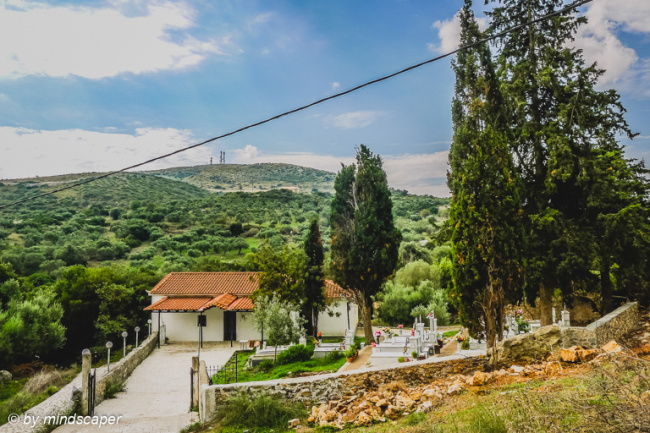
[146,163,336,193]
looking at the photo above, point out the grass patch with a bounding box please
[211,349,346,384]
[103,379,125,399]
[442,329,462,338]
[0,367,78,427]
[214,391,306,432]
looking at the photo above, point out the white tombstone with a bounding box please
[416,322,425,340]
[561,310,570,327]
[552,308,556,324]
[299,336,307,346]
[409,336,421,355]
[344,329,354,348]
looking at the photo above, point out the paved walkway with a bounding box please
[54,343,235,433]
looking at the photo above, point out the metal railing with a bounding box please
[208,353,239,385]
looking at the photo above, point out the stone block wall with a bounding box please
[561,302,639,348]
[201,356,486,422]
[94,332,158,407]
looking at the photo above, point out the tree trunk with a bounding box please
[362,303,374,345]
[539,282,553,326]
[600,259,613,316]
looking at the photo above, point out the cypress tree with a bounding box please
[302,218,326,337]
[448,0,523,354]
[487,0,638,322]
[330,145,401,344]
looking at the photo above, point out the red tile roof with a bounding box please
[207,293,238,310]
[144,296,214,312]
[149,272,259,296]
[227,297,254,311]
[149,272,351,299]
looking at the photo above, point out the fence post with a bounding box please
[81,349,91,416]
[191,356,199,408]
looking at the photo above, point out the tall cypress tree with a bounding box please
[330,145,401,344]
[487,0,637,322]
[302,218,326,337]
[448,0,523,354]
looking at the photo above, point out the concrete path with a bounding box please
[54,343,235,433]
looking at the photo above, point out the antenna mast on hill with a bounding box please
[219,151,225,164]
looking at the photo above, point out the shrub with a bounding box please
[277,344,314,365]
[344,346,358,359]
[323,350,345,363]
[257,360,274,373]
[103,380,125,399]
[215,391,307,429]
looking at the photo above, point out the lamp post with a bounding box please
[134,326,140,348]
[147,319,152,338]
[122,331,128,358]
[106,341,113,372]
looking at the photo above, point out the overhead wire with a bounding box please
[0,0,593,211]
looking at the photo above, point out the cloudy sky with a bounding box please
[1,0,649,196]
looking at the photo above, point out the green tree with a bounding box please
[251,295,304,362]
[302,219,326,336]
[330,145,401,343]
[487,0,638,322]
[253,243,307,306]
[448,0,523,352]
[0,289,66,368]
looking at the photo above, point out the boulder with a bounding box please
[385,405,402,420]
[601,340,624,353]
[357,411,373,426]
[288,418,301,429]
[417,401,434,413]
[560,346,582,363]
[468,371,492,386]
[497,325,562,362]
[446,383,464,396]
[577,348,601,362]
[544,361,562,375]
[0,370,11,384]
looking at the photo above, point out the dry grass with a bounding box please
[23,369,64,394]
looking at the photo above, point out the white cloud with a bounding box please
[234,144,259,160]
[326,111,385,130]
[0,126,214,179]
[230,146,450,196]
[0,0,229,79]
[573,0,648,87]
[330,82,341,91]
[429,12,487,54]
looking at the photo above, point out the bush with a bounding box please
[103,380,125,399]
[323,350,345,363]
[257,360,274,373]
[215,391,307,429]
[276,344,314,365]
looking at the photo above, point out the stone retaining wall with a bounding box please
[201,356,486,422]
[94,332,158,407]
[562,302,639,348]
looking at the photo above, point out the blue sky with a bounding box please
[1,0,649,196]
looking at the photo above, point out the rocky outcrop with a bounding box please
[497,324,562,362]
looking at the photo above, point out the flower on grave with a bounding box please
[372,342,377,347]
[456,336,464,343]
[317,332,322,337]
[516,309,524,317]
[427,312,434,319]
[398,324,403,329]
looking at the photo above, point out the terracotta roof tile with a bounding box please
[206,293,238,310]
[149,272,348,299]
[149,272,259,296]
[227,297,254,311]
[144,296,214,312]
[325,279,353,299]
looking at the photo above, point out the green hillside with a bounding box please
[147,163,337,193]
[0,172,210,211]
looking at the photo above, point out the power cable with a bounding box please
[0,0,593,210]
